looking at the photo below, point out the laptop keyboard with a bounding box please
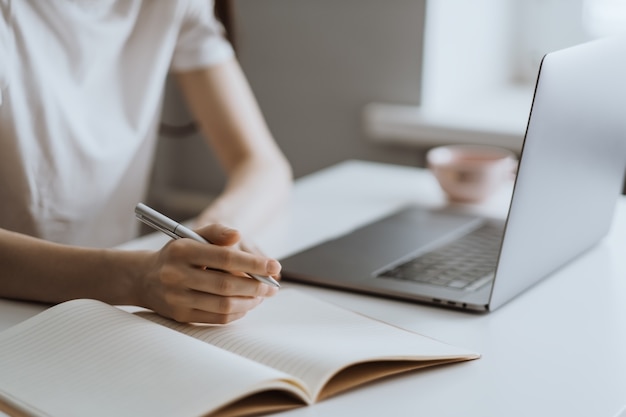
[377,223,504,291]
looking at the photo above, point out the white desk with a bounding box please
[2,160,625,417]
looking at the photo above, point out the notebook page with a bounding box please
[0,299,306,417]
[140,290,479,401]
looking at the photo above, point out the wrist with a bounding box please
[101,249,150,307]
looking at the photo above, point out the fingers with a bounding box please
[195,226,281,280]
[141,232,281,325]
[149,269,278,324]
[186,268,279,297]
[196,223,241,246]
[161,287,269,324]
[169,238,281,279]
[239,239,264,256]
[239,239,282,281]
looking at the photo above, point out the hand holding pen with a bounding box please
[136,203,280,288]
[134,203,280,324]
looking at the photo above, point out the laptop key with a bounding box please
[378,223,503,291]
[447,280,469,289]
[464,274,495,291]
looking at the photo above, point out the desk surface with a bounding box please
[2,160,625,417]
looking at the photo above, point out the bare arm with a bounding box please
[0,60,289,323]
[175,58,293,237]
[0,225,280,323]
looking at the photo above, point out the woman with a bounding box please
[0,0,292,323]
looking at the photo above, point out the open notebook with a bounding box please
[0,290,478,417]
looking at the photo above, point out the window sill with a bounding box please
[363,85,534,152]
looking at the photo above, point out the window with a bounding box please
[583,0,626,38]
[364,0,626,151]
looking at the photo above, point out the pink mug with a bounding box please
[426,144,517,203]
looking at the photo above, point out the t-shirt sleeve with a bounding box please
[171,0,235,72]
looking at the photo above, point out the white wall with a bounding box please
[148,0,428,217]
[232,0,427,178]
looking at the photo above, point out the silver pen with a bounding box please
[135,203,280,288]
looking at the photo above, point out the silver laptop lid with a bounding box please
[489,35,626,310]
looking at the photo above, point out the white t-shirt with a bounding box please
[0,0,234,247]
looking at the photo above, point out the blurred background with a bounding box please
[147,0,626,220]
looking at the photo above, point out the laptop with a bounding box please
[279,35,626,312]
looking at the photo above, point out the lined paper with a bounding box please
[0,290,478,416]
[140,290,478,400]
[0,300,304,417]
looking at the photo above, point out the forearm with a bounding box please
[176,59,293,236]
[0,228,144,306]
[0,224,280,324]
[201,153,292,235]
